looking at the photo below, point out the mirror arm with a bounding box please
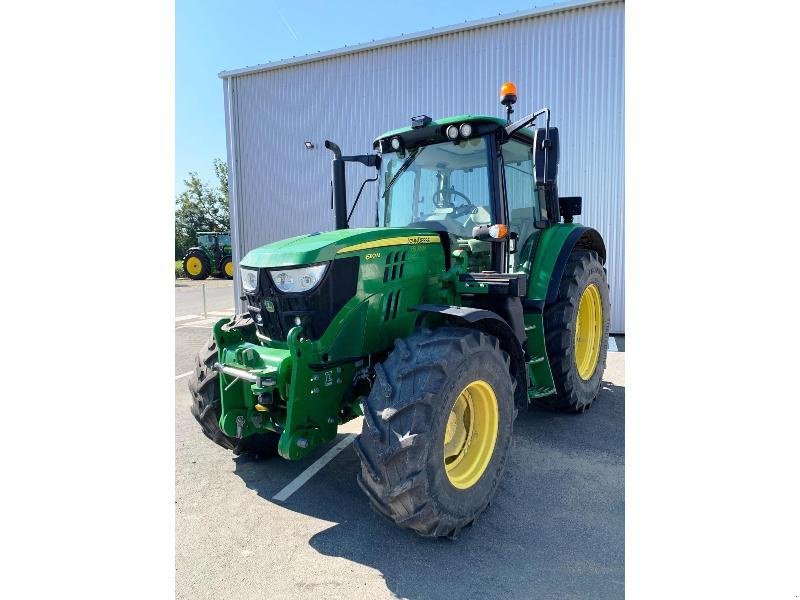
[347,174,379,225]
[342,154,382,169]
[505,107,552,193]
[505,107,550,138]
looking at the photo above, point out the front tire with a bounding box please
[188,315,280,457]
[183,250,210,280]
[355,327,515,538]
[540,250,610,412]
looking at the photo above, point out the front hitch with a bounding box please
[213,319,349,460]
[211,362,276,389]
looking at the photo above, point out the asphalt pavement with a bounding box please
[175,280,625,600]
[175,277,237,323]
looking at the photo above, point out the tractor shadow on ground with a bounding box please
[233,379,625,600]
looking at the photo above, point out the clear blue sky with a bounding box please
[176,0,560,192]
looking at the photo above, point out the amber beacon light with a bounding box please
[500,81,518,123]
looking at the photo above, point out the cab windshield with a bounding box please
[377,136,493,242]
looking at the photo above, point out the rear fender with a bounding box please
[520,224,606,399]
[184,246,210,261]
[526,224,606,307]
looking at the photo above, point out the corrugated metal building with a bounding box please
[220,0,625,331]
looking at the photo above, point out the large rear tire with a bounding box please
[183,250,210,280]
[188,315,280,457]
[540,250,610,412]
[355,327,515,538]
[221,256,234,279]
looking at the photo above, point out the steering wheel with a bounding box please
[432,188,477,218]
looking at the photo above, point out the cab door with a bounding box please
[501,137,540,273]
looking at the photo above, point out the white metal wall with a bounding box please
[223,0,624,331]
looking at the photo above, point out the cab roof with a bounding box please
[374,114,534,150]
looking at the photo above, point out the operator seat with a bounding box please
[463,206,492,230]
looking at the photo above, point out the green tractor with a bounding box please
[182,232,234,280]
[189,83,610,538]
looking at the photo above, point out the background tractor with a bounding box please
[189,83,610,538]
[182,232,233,280]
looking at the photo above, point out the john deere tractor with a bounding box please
[189,83,610,538]
[182,232,233,280]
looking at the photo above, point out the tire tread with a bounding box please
[355,326,514,538]
[539,250,610,412]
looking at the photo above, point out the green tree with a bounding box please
[175,159,229,259]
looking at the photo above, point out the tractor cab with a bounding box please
[369,85,584,279]
[374,116,543,274]
[197,232,232,256]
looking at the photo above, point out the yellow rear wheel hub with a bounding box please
[224,261,233,277]
[443,380,499,489]
[574,283,603,380]
[185,256,203,276]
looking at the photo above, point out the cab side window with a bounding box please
[502,139,539,272]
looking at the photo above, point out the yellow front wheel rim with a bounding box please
[185,256,203,276]
[224,261,234,277]
[443,380,499,489]
[575,283,603,380]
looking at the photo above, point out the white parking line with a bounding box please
[176,318,219,329]
[175,371,193,381]
[175,314,202,323]
[175,311,233,325]
[272,433,357,502]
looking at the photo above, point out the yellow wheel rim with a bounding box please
[185,256,203,276]
[443,380,499,489]
[575,283,603,380]
[224,261,234,277]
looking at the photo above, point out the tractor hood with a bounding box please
[240,227,441,268]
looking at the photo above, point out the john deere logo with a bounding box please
[264,300,275,313]
[408,236,434,245]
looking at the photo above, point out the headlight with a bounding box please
[269,263,328,293]
[459,122,473,137]
[240,267,259,293]
[446,125,459,140]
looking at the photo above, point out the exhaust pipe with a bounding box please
[324,140,381,230]
[324,140,348,230]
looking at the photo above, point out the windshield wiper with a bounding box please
[382,147,424,198]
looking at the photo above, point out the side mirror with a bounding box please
[534,127,559,185]
[559,196,582,223]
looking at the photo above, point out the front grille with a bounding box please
[244,257,359,342]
